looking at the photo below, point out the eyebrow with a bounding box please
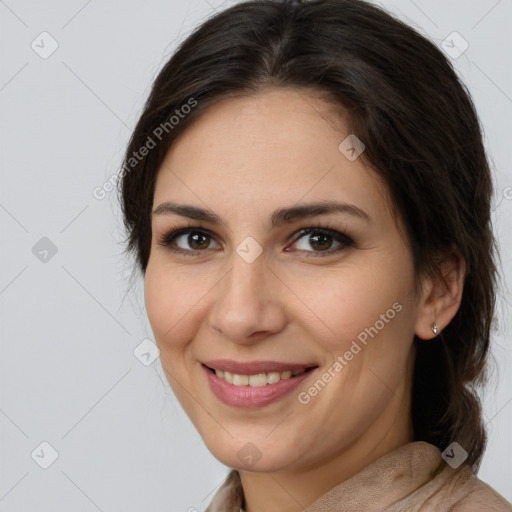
[152,200,371,228]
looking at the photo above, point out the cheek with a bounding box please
[144,262,207,352]
[288,260,416,440]
[288,255,416,353]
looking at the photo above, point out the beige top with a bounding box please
[205,441,511,511]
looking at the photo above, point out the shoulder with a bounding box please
[447,466,511,511]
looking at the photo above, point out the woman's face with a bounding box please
[145,88,426,472]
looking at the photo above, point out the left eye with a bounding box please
[288,228,354,254]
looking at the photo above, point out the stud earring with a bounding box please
[432,322,439,335]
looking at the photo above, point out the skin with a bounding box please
[145,88,465,512]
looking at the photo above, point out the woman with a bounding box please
[117,0,511,510]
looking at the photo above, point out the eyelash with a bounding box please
[156,222,355,258]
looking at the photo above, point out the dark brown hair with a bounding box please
[117,0,499,470]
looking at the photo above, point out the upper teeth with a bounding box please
[215,369,306,386]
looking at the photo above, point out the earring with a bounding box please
[432,322,439,335]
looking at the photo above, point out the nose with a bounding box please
[207,252,287,344]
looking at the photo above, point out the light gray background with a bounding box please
[1,0,511,510]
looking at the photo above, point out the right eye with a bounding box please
[157,228,221,256]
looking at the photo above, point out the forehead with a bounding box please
[153,88,389,227]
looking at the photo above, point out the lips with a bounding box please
[202,359,318,408]
[202,359,317,374]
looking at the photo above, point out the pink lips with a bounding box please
[202,360,317,408]
[203,359,316,374]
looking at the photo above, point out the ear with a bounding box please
[414,246,466,340]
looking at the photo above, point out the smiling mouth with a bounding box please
[203,364,317,387]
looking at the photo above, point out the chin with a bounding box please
[202,434,303,473]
